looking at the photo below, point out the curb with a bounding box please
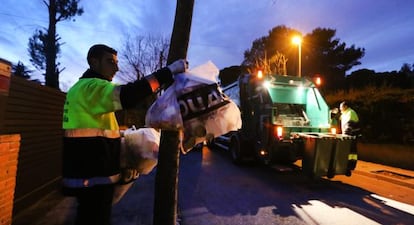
[353,170,414,189]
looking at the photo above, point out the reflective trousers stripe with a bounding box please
[348,153,358,160]
[62,174,120,188]
[64,128,120,138]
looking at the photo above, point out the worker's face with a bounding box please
[91,52,119,81]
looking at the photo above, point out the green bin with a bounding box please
[300,133,336,178]
[329,134,356,176]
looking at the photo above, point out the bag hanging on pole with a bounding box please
[145,61,241,152]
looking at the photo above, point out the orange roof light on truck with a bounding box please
[257,70,263,79]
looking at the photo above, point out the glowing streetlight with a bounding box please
[292,36,302,77]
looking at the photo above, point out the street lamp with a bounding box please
[292,36,302,77]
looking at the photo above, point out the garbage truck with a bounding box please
[212,72,357,178]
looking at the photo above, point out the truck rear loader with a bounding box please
[212,72,357,178]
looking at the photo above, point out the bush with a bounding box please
[325,87,414,144]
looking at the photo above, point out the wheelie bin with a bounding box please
[299,133,336,178]
[327,134,357,178]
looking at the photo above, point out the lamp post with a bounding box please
[292,36,302,77]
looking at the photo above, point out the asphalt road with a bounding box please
[178,147,414,225]
[13,145,414,225]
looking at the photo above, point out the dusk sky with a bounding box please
[1,0,413,91]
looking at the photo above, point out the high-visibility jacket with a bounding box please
[340,107,359,135]
[62,68,173,194]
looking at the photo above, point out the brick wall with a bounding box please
[0,134,20,225]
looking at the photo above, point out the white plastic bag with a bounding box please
[144,86,183,130]
[113,127,161,205]
[121,126,160,174]
[145,61,242,152]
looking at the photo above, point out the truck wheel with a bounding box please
[229,134,243,164]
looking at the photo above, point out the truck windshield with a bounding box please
[273,103,310,127]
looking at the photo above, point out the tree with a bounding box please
[303,28,364,90]
[28,29,49,72]
[243,26,300,75]
[28,0,83,90]
[400,63,414,88]
[346,68,414,90]
[345,69,376,89]
[115,34,170,128]
[117,34,169,83]
[400,63,413,74]
[270,52,288,75]
[243,25,365,90]
[244,51,288,76]
[12,61,33,79]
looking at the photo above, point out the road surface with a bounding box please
[178,146,414,225]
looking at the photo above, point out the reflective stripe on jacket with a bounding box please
[62,174,121,188]
[64,128,120,138]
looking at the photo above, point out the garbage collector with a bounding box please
[330,101,360,135]
[339,101,360,135]
[62,44,188,225]
[337,101,360,171]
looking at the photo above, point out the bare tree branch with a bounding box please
[117,34,169,83]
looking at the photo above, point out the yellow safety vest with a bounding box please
[63,78,122,137]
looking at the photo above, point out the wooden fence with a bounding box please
[1,76,65,215]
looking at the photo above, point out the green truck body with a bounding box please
[216,73,356,178]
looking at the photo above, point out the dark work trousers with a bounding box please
[75,184,115,225]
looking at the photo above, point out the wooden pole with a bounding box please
[153,129,182,224]
[153,1,194,225]
[166,0,194,64]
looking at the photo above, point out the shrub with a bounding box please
[325,86,414,144]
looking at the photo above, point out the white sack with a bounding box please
[121,127,160,174]
[145,61,242,152]
[144,87,183,130]
[114,127,161,205]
